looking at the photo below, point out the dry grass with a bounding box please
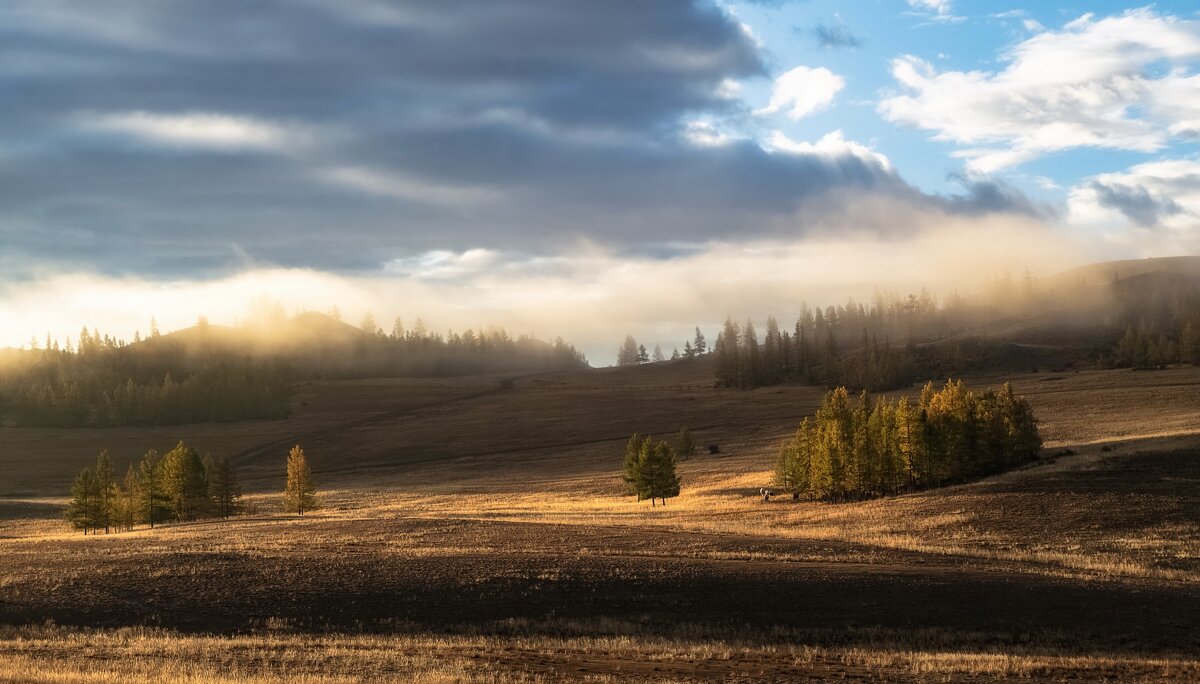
[1,624,1196,683]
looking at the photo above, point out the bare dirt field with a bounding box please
[1,361,1198,681]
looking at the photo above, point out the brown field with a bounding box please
[1,360,1198,682]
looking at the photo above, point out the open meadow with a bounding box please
[0,360,1198,681]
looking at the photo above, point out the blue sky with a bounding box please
[726,0,1200,199]
[0,1,1198,358]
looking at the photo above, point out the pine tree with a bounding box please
[284,445,319,515]
[674,426,695,461]
[637,344,649,364]
[774,420,812,495]
[622,433,648,498]
[119,463,138,531]
[66,467,98,534]
[163,441,209,521]
[1181,320,1200,365]
[137,448,171,528]
[94,450,116,534]
[617,335,639,366]
[742,319,761,388]
[639,439,680,506]
[715,317,740,386]
[209,456,242,519]
[693,327,707,355]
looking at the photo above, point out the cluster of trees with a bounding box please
[66,443,320,534]
[620,428,691,505]
[0,328,292,428]
[774,380,1041,501]
[616,329,707,366]
[1096,273,1200,369]
[715,317,918,391]
[66,442,243,534]
[1110,321,1198,369]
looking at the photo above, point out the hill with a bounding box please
[1049,255,1200,288]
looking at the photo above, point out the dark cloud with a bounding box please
[0,0,1039,279]
[944,173,1055,219]
[1090,181,1184,228]
[812,23,862,49]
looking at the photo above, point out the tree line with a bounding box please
[66,442,319,534]
[715,316,919,391]
[2,311,589,428]
[620,427,691,505]
[616,329,707,366]
[774,380,1041,501]
[327,311,589,378]
[1,327,292,428]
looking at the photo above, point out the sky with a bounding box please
[1,1,1198,362]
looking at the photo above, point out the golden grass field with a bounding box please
[1,359,1198,681]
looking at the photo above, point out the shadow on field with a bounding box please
[1,532,1197,656]
[0,498,61,521]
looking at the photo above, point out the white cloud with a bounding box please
[880,9,1200,173]
[907,0,962,23]
[755,66,844,120]
[383,249,503,280]
[1068,158,1200,252]
[763,130,891,171]
[909,0,952,17]
[682,120,742,147]
[80,111,298,151]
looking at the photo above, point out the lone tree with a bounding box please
[284,445,318,515]
[621,434,681,506]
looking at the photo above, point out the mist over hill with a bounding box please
[0,313,586,428]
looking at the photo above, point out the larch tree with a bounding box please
[119,463,138,531]
[66,467,98,534]
[137,448,171,528]
[163,441,209,521]
[94,450,117,534]
[284,445,318,515]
